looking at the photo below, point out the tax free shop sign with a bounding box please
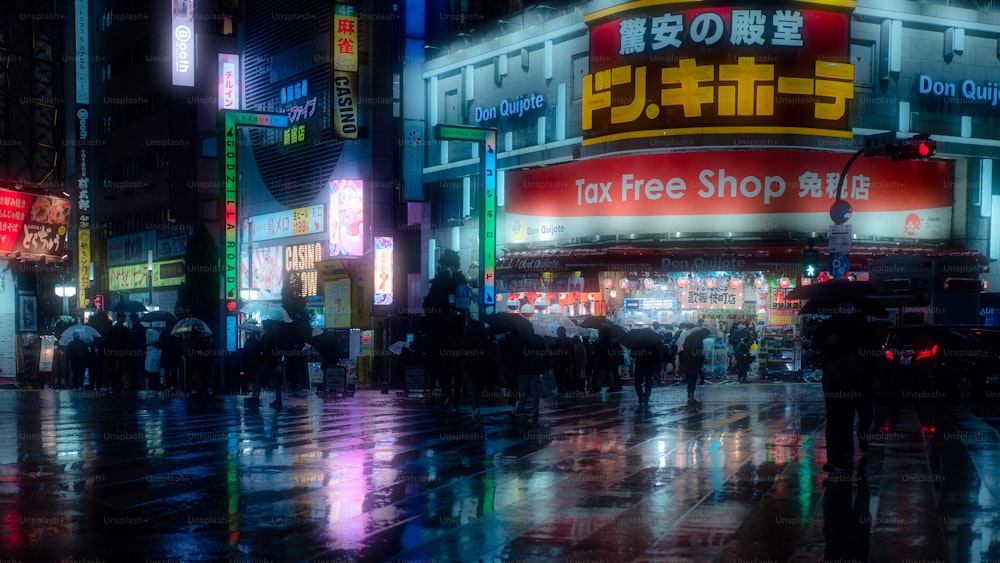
[504,150,953,244]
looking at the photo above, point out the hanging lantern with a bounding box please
[619,277,630,290]
[520,303,535,317]
[603,277,614,289]
[549,303,563,315]
[534,296,549,312]
[676,276,689,288]
[643,277,655,290]
[609,289,618,298]
[755,276,765,290]
[730,277,742,289]
[779,276,791,289]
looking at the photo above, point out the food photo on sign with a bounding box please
[0,190,70,258]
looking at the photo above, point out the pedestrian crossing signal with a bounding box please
[803,249,819,279]
[887,133,936,161]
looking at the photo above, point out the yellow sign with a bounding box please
[78,228,90,309]
[108,259,186,291]
[333,4,358,72]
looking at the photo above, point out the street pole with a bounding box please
[147,250,154,310]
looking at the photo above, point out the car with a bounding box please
[881,325,1000,401]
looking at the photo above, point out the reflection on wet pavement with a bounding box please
[1,384,998,562]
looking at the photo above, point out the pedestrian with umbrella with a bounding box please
[251,319,284,409]
[65,334,91,390]
[678,323,710,405]
[106,313,131,393]
[622,327,662,408]
[158,321,183,392]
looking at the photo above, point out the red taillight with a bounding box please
[884,349,895,361]
[915,344,938,361]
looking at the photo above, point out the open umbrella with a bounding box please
[171,317,212,336]
[579,315,611,329]
[483,312,534,336]
[241,302,292,323]
[140,310,177,324]
[236,322,264,333]
[620,327,663,350]
[800,297,888,317]
[786,279,876,302]
[58,324,102,346]
[110,300,148,314]
[388,341,410,355]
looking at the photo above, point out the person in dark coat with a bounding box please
[106,313,131,393]
[594,329,624,392]
[678,326,709,404]
[457,320,490,417]
[66,335,90,390]
[183,327,213,397]
[158,323,183,391]
[510,331,548,415]
[127,313,147,389]
[254,320,284,409]
[813,311,879,473]
[241,331,262,395]
[631,339,660,408]
[735,337,752,383]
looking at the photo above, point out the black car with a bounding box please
[881,325,1000,401]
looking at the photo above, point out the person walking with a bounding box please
[572,335,588,393]
[813,310,879,474]
[554,326,575,395]
[735,337,752,383]
[632,339,659,408]
[158,323,183,392]
[106,313,131,393]
[678,325,709,405]
[253,320,283,409]
[127,313,147,390]
[511,331,547,416]
[66,335,90,390]
[457,320,489,417]
[595,328,624,392]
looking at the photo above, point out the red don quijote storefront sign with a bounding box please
[504,150,952,244]
[0,189,70,257]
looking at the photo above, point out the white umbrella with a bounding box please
[388,341,410,355]
[240,302,292,323]
[58,324,102,346]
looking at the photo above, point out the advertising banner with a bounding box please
[78,229,90,309]
[108,259,186,291]
[329,179,364,257]
[218,53,240,110]
[333,71,359,139]
[583,3,853,146]
[333,4,358,72]
[325,277,351,328]
[107,231,156,266]
[504,150,953,243]
[243,205,324,243]
[374,236,393,306]
[680,287,743,310]
[248,245,283,300]
[171,0,195,87]
[156,234,188,260]
[0,190,70,258]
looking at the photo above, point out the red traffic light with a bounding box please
[888,133,936,161]
[917,141,932,157]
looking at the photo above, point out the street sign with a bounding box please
[435,124,493,142]
[93,294,104,310]
[829,253,850,278]
[829,200,852,224]
[828,224,852,253]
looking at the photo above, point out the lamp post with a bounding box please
[55,284,77,317]
[147,250,154,310]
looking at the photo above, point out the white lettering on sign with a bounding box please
[573,171,792,206]
[473,93,545,124]
[919,74,1000,107]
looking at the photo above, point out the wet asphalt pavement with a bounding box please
[2,382,999,563]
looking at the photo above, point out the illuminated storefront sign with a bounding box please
[76,2,91,306]
[222,111,289,308]
[156,234,187,259]
[0,190,70,257]
[333,4,358,72]
[243,205,324,242]
[373,236,393,306]
[583,3,854,145]
[680,287,743,310]
[239,245,283,300]
[329,179,363,257]
[284,241,322,298]
[473,93,546,124]
[918,74,1000,106]
[218,53,240,110]
[333,71,359,139]
[171,0,195,87]
[108,259,186,291]
[505,150,953,243]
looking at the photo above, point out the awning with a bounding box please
[496,244,988,274]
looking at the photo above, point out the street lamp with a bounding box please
[54,284,77,316]
[147,250,154,310]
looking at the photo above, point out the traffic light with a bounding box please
[803,249,820,279]
[887,133,936,161]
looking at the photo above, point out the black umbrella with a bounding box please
[140,310,177,324]
[483,312,533,336]
[677,321,696,330]
[800,297,888,317]
[579,315,612,329]
[110,299,148,314]
[598,322,628,340]
[620,327,663,352]
[786,279,876,302]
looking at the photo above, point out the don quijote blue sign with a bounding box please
[473,93,545,124]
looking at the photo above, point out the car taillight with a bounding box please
[915,344,938,361]
[884,349,895,361]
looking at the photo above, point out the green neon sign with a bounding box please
[436,124,493,142]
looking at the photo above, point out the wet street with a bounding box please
[2,383,999,563]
